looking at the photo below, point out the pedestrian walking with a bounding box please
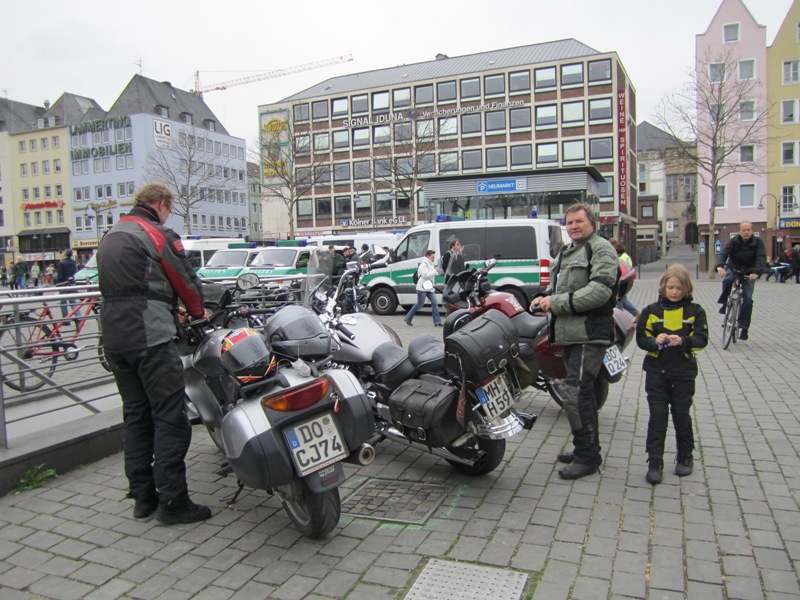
[11,257,29,290]
[440,239,465,284]
[31,263,40,286]
[636,264,708,485]
[1,265,7,287]
[404,249,442,327]
[98,182,211,525]
[57,250,78,320]
[613,242,639,318]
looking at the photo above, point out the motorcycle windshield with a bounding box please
[303,248,334,310]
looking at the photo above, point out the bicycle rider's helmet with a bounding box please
[220,328,275,384]
[264,305,332,359]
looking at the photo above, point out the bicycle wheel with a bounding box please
[0,315,59,391]
[721,295,739,350]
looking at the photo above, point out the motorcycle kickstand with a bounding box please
[220,480,246,506]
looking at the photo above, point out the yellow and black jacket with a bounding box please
[635,296,708,379]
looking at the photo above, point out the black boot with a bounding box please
[646,457,663,485]
[557,451,602,466]
[156,496,212,525]
[675,454,694,477]
[558,461,598,480]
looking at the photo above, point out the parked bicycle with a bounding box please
[721,269,748,350]
[0,285,108,392]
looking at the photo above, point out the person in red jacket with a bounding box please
[98,183,210,525]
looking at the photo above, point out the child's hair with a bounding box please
[659,264,693,297]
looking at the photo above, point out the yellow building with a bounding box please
[767,0,800,259]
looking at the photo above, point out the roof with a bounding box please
[43,93,107,128]
[281,39,602,102]
[636,121,681,152]
[106,74,230,136]
[0,98,46,133]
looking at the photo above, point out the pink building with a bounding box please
[696,0,768,262]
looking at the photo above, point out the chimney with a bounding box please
[44,99,51,110]
[435,53,449,60]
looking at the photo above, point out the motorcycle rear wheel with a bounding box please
[546,376,609,410]
[445,437,505,476]
[205,424,225,453]
[281,479,341,538]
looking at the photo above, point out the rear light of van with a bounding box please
[540,259,550,286]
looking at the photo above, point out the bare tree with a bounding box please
[143,126,242,234]
[653,48,771,275]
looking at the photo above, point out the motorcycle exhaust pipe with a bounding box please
[346,443,376,466]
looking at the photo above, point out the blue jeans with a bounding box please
[718,269,756,329]
[617,295,639,316]
[404,290,441,325]
[16,276,27,290]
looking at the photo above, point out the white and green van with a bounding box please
[362,219,565,315]
[196,242,264,283]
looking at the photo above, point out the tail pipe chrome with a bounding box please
[345,443,376,466]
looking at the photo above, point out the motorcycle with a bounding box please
[181,273,375,538]
[442,259,636,409]
[304,254,536,476]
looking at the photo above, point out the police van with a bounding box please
[303,232,403,251]
[242,242,313,281]
[361,219,565,315]
[196,242,264,282]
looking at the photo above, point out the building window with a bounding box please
[738,59,755,80]
[20,164,28,177]
[353,161,370,180]
[509,70,530,93]
[416,119,434,139]
[782,99,795,123]
[561,101,584,126]
[295,135,310,155]
[484,74,505,96]
[562,140,585,164]
[714,186,726,208]
[393,88,410,108]
[437,81,456,103]
[415,84,433,105]
[293,104,309,122]
[333,129,349,149]
[461,113,481,135]
[438,117,457,137]
[588,59,611,83]
[781,185,796,211]
[589,98,613,122]
[332,97,348,116]
[485,110,506,133]
[374,158,391,178]
[535,105,557,128]
[312,100,329,120]
[782,142,795,165]
[739,183,755,208]
[373,125,390,144]
[710,103,724,124]
[352,94,368,114]
[52,136,59,148]
[740,100,755,121]
[335,195,352,218]
[510,145,532,168]
[155,105,169,118]
[710,63,726,83]
[461,78,480,99]
[313,132,330,152]
[642,205,654,218]
[598,177,614,201]
[41,137,48,149]
[394,122,412,141]
[723,23,740,43]
[372,91,390,112]
[352,128,369,147]
[486,147,507,169]
[589,137,613,162]
[561,63,584,86]
[783,61,799,84]
[18,140,26,152]
[536,142,558,166]
[462,149,482,170]
[315,165,331,186]
[440,152,458,172]
[297,199,313,218]
[534,66,556,90]
[181,112,192,125]
[509,107,531,130]
[316,197,332,218]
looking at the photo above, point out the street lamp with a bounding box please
[84,202,104,249]
[757,193,779,230]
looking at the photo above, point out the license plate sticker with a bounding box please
[476,375,515,419]
[603,345,627,377]
[284,413,348,477]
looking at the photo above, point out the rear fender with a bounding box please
[184,367,224,428]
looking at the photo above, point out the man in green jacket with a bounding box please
[11,257,30,290]
[531,203,618,480]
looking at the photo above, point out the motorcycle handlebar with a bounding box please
[335,321,356,340]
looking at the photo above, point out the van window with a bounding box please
[485,226,537,259]
[438,228,485,261]
[395,231,430,261]
[251,249,298,267]
[205,250,251,267]
[549,225,565,257]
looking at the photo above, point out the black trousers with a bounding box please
[106,342,192,504]
[562,344,606,464]
[645,372,695,459]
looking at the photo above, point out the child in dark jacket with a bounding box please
[636,264,708,485]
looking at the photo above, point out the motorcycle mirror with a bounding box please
[237,272,261,290]
[485,258,498,269]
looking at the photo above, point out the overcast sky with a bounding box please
[1,0,794,144]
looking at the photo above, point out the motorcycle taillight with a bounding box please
[540,259,550,286]
[261,378,330,412]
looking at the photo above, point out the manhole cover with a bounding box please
[342,480,451,524]
[404,559,527,600]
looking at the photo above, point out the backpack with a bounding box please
[412,262,422,284]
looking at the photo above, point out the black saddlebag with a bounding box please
[388,379,461,447]
[445,311,519,383]
[373,342,417,391]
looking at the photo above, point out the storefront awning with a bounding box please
[17,227,72,237]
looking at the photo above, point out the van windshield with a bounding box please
[205,250,250,267]
[82,255,97,269]
[250,249,297,267]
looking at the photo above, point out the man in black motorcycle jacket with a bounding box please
[98,183,211,525]
[531,202,618,480]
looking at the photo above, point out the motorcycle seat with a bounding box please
[373,342,417,391]
[408,334,447,375]
[511,311,549,341]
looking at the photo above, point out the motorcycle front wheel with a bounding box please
[281,479,341,538]
[445,437,505,476]
[546,376,609,410]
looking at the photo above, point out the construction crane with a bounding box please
[193,54,353,96]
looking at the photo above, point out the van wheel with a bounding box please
[370,288,398,315]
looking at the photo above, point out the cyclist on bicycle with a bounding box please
[716,221,766,341]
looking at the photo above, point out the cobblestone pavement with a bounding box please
[1,246,799,599]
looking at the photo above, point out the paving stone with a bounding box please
[571,575,610,600]
[71,563,120,586]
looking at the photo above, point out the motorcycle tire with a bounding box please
[445,437,505,476]
[205,424,225,453]
[282,479,341,539]
[546,376,609,410]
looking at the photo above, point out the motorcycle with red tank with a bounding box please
[442,259,636,408]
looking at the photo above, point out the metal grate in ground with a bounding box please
[341,479,451,525]
[404,559,528,600]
